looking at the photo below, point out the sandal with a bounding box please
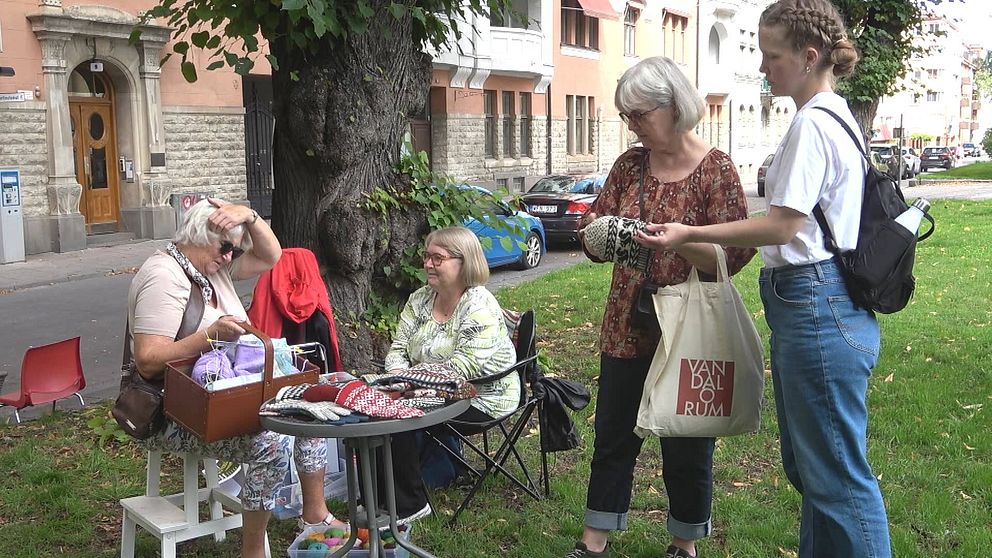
[297,512,346,531]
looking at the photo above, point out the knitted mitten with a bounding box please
[582,215,653,271]
[334,380,425,419]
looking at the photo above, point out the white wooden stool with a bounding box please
[120,450,270,558]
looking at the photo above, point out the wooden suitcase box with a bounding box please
[165,322,318,443]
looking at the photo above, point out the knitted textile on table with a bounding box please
[257,383,362,423]
[365,362,477,401]
[582,216,653,272]
[335,380,425,419]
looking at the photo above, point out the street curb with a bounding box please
[1,268,137,293]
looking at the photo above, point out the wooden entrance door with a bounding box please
[69,100,120,229]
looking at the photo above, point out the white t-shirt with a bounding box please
[760,91,865,267]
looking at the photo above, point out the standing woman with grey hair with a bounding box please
[566,57,755,558]
[128,198,339,558]
[638,1,892,556]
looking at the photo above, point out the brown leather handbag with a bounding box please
[112,285,204,439]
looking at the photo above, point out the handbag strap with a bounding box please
[121,282,205,372]
[637,150,657,276]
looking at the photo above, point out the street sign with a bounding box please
[0,92,28,103]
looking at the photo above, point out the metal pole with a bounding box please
[898,114,905,180]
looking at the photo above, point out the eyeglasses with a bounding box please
[219,240,244,260]
[619,104,664,125]
[423,252,462,266]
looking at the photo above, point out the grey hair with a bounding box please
[425,226,489,287]
[172,199,249,250]
[615,56,705,132]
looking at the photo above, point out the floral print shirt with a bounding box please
[384,285,518,418]
[588,147,757,359]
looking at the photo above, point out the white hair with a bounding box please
[615,56,705,132]
[172,199,249,250]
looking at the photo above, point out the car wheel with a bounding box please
[757,182,765,197]
[514,231,543,270]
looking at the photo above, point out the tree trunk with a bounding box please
[268,5,432,370]
[849,98,879,144]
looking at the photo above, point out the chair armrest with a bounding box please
[468,354,539,386]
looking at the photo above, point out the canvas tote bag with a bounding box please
[634,245,764,438]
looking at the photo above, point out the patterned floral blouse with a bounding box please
[588,147,757,359]
[384,285,519,418]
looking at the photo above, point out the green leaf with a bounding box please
[180,60,197,82]
[290,70,300,81]
[305,149,315,157]
[206,60,225,71]
[173,41,189,55]
[383,265,392,276]
[224,51,239,66]
[205,35,221,49]
[357,0,374,18]
[128,29,142,45]
[265,54,280,71]
[190,31,210,48]
[388,3,407,19]
[282,0,306,10]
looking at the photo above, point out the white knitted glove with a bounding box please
[259,399,349,422]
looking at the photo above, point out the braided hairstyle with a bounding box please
[760,0,858,78]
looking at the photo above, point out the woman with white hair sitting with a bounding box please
[127,198,338,558]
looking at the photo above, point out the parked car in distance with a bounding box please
[520,174,607,243]
[899,146,921,178]
[459,185,546,270]
[756,153,774,197]
[869,151,891,177]
[869,144,897,172]
[921,146,956,171]
[962,143,980,157]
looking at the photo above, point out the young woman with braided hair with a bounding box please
[636,1,892,556]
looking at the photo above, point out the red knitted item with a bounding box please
[334,380,424,419]
[302,384,341,402]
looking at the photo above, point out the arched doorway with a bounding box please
[68,63,121,233]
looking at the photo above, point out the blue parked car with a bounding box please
[459,185,546,270]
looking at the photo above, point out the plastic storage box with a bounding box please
[287,524,412,558]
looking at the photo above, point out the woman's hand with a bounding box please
[207,197,256,235]
[207,315,246,343]
[635,222,693,250]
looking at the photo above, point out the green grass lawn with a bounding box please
[918,160,992,180]
[2,201,991,557]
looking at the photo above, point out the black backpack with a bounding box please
[811,107,935,314]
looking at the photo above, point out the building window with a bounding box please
[484,90,497,157]
[562,1,600,50]
[926,91,939,102]
[664,13,689,64]
[708,26,720,64]
[513,177,525,192]
[566,95,595,155]
[927,69,939,79]
[519,92,532,157]
[496,177,509,190]
[501,91,515,158]
[624,6,639,56]
[929,23,940,33]
[491,3,527,29]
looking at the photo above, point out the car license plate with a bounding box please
[529,205,557,214]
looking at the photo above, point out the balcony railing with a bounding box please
[490,27,545,75]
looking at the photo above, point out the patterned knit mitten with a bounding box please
[582,215,653,271]
[334,380,425,419]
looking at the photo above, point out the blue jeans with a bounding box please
[759,259,891,558]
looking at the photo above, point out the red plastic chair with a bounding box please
[0,337,86,423]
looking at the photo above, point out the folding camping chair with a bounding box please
[425,309,547,526]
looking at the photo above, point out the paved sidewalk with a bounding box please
[0,239,168,292]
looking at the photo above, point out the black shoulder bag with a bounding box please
[112,284,204,439]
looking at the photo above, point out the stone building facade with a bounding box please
[0,1,250,256]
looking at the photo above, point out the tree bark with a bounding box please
[268,5,432,370]
[849,98,879,144]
